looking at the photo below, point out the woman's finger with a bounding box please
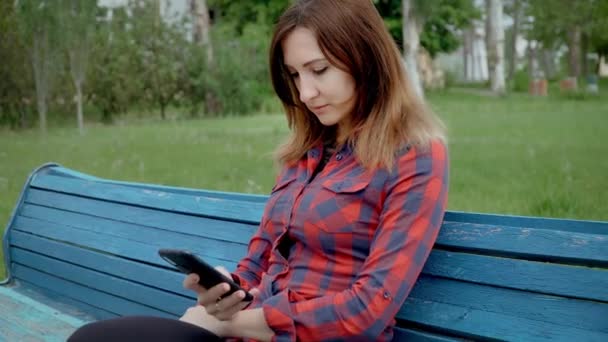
[199,282,230,306]
[215,299,251,320]
[183,273,208,295]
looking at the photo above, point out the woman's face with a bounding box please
[282,27,356,132]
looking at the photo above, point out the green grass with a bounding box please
[1,89,607,278]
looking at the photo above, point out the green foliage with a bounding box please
[209,22,273,115]
[511,69,530,93]
[209,0,290,33]
[374,0,479,57]
[0,0,33,129]
[419,0,480,58]
[87,18,142,123]
[589,0,608,58]
[524,0,608,56]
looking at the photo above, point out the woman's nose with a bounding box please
[298,76,319,103]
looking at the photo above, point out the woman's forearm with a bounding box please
[227,308,274,341]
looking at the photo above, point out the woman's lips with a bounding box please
[311,104,329,112]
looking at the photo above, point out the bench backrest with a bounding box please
[3,164,608,341]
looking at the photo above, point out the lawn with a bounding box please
[1,89,607,278]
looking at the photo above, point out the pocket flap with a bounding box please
[271,174,297,193]
[322,176,371,193]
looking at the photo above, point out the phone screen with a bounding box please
[158,249,253,302]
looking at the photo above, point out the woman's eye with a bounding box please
[290,72,299,79]
[313,67,328,75]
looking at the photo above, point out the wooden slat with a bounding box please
[12,215,245,266]
[10,231,195,298]
[444,211,608,235]
[18,205,249,260]
[12,281,115,322]
[399,296,608,342]
[19,204,251,256]
[24,188,608,267]
[424,250,608,302]
[15,203,608,301]
[40,166,270,203]
[0,285,82,342]
[404,276,608,334]
[11,249,192,316]
[12,265,177,319]
[40,166,608,233]
[23,191,257,244]
[29,174,266,224]
[436,221,608,266]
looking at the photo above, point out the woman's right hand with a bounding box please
[182,266,258,321]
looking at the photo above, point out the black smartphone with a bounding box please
[158,248,253,302]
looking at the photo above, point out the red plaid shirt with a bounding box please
[233,140,449,341]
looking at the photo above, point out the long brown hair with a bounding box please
[270,0,446,170]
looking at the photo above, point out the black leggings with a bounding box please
[68,316,223,342]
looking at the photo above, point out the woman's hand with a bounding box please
[183,266,259,320]
[179,305,228,337]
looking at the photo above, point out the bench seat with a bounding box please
[2,164,607,341]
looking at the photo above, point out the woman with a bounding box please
[69,0,448,341]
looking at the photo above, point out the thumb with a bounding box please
[249,287,261,298]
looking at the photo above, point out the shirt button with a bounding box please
[336,154,343,161]
[383,292,391,299]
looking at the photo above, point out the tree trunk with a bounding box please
[540,48,556,80]
[402,0,424,99]
[485,0,506,94]
[191,0,213,65]
[567,25,582,78]
[507,0,521,81]
[31,30,49,134]
[160,99,166,120]
[463,30,469,81]
[191,0,218,114]
[581,32,589,76]
[75,83,84,135]
[526,42,537,78]
[70,47,88,135]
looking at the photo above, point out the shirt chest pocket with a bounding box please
[314,176,377,234]
[266,174,298,227]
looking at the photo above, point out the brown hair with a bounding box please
[270,0,446,170]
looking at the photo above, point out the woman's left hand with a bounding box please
[179,305,229,337]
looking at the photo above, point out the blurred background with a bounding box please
[1,0,607,246]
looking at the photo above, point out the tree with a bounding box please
[401,0,424,98]
[0,0,33,129]
[375,0,478,95]
[129,0,188,119]
[485,0,506,94]
[190,0,218,115]
[588,0,608,72]
[208,0,290,32]
[61,0,97,134]
[16,0,59,133]
[504,0,523,81]
[87,6,139,123]
[525,0,596,79]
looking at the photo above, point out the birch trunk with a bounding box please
[485,0,506,94]
[191,0,216,113]
[567,25,582,78]
[70,46,87,135]
[507,0,521,81]
[402,0,424,98]
[32,29,49,134]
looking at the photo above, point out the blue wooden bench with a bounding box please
[1,163,607,341]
